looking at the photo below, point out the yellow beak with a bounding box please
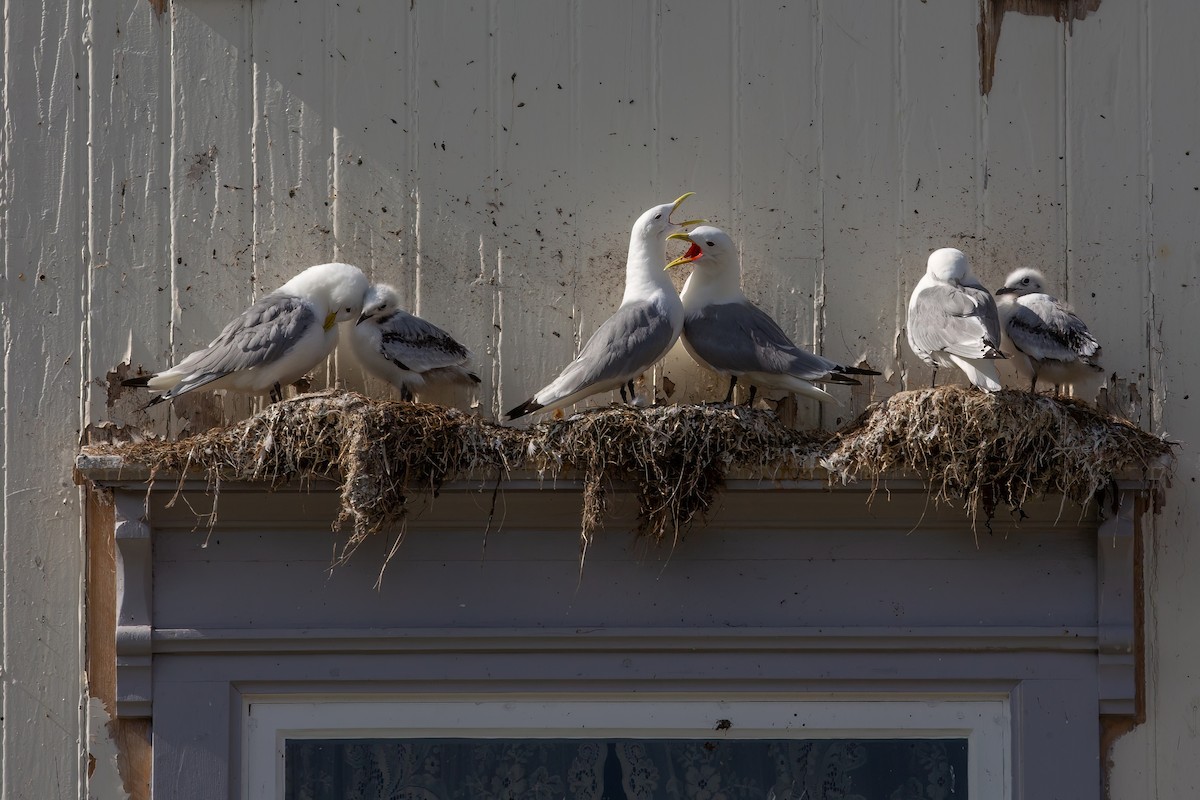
[668,191,706,228]
[323,311,338,331]
[664,232,699,270]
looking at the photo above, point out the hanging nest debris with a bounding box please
[525,403,828,554]
[823,386,1175,522]
[80,387,1174,559]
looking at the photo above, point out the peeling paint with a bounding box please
[978,0,1102,94]
[87,698,131,800]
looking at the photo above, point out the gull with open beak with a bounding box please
[504,193,704,421]
[666,226,880,405]
[121,262,369,407]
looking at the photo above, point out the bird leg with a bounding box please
[401,386,415,402]
[930,368,938,389]
[626,380,637,403]
[1029,374,1038,393]
[745,385,758,407]
[723,376,738,404]
[270,382,283,404]
[619,384,628,404]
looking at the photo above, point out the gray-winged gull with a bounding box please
[351,283,481,401]
[906,248,1006,391]
[122,262,369,406]
[666,225,880,405]
[995,267,1102,392]
[503,192,704,421]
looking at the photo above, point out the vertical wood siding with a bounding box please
[2,0,1198,796]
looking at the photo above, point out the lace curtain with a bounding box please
[285,737,965,800]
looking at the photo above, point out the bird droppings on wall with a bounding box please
[147,0,166,17]
[978,0,1102,94]
[79,387,1172,570]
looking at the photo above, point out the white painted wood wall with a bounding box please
[2,0,1196,796]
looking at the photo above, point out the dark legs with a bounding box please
[270,382,283,403]
[620,380,637,404]
[745,385,758,406]
[930,368,938,389]
[400,385,415,402]
[723,376,738,404]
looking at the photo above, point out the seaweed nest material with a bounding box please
[823,386,1175,522]
[525,403,828,551]
[81,387,1174,557]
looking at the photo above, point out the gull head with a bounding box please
[280,262,370,330]
[995,267,1046,297]
[664,225,736,272]
[633,192,705,241]
[357,283,402,325]
[926,248,971,284]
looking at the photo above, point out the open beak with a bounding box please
[665,232,703,270]
[323,311,339,331]
[994,287,1016,296]
[356,310,371,325]
[668,191,706,228]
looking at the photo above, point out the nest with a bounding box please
[525,404,827,554]
[823,386,1175,522]
[83,387,1174,561]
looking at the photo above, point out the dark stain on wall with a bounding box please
[979,0,1102,95]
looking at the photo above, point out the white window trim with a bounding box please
[244,693,1011,800]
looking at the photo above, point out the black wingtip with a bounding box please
[839,366,882,377]
[823,374,863,386]
[139,395,168,411]
[467,372,482,384]
[121,375,153,388]
[504,398,543,421]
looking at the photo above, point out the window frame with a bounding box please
[245,693,1012,800]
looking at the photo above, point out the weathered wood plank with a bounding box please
[86,0,174,431]
[0,0,87,794]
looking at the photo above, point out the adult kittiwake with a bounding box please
[503,193,704,420]
[666,226,879,405]
[906,248,1006,391]
[122,262,369,406]
[351,283,481,401]
[996,267,1102,392]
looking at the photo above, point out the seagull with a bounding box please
[503,193,704,421]
[907,248,1006,392]
[666,226,880,405]
[351,283,481,401]
[122,262,369,406]
[995,267,1102,392]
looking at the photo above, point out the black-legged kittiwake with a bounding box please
[906,248,1006,392]
[503,193,704,421]
[996,267,1102,392]
[122,262,369,406]
[666,226,879,405]
[351,283,481,401]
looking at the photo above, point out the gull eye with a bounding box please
[1022,278,1030,285]
[654,213,662,220]
[346,306,352,312]
[706,241,715,247]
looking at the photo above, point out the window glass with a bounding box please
[284,736,967,799]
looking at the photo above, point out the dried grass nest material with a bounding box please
[823,386,1175,522]
[84,387,1174,555]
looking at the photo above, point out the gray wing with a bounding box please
[376,310,472,373]
[168,293,316,394]
[545,299,677,397]
[684,302,847,380]
[909,283,1003,360]
[1007,294,1101,363]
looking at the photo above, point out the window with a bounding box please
[246,696,1008,799]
